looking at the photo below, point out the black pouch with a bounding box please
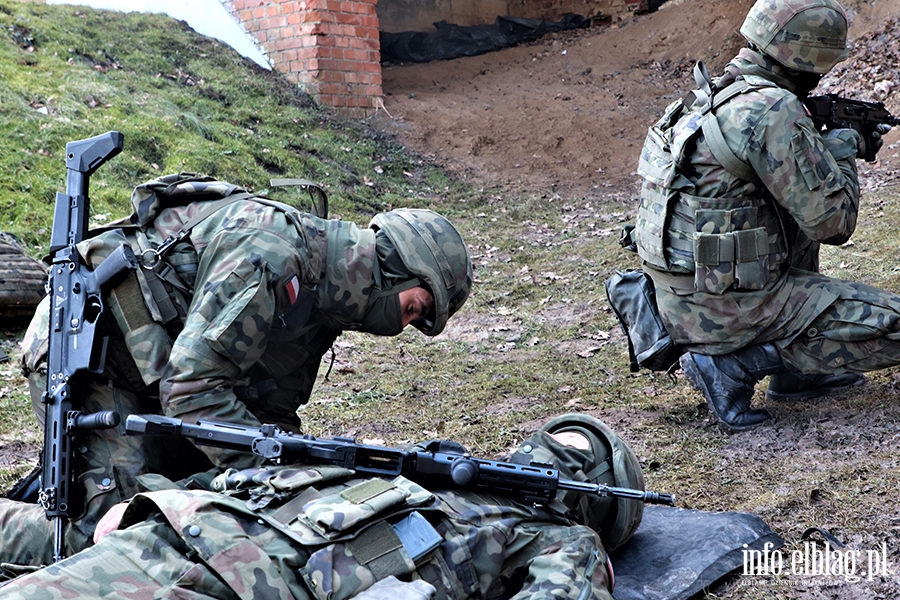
[605,269,684,372]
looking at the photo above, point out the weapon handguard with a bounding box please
[126,414,676,507]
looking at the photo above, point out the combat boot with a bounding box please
[765,372,865,402]
[680,344,787,433]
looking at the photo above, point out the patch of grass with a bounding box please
[0,326,39,490]
[0,0,446,255]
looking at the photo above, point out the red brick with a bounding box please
[301,10,335,23]
[357,61,381,74]
[318,83,343,95]
[261,16,288,29]
[359,15,378,29]
[295,46,318,60]
[275,37,303,51]
[334,12,362,25]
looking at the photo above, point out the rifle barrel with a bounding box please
[558,478,676,506]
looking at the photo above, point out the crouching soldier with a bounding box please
[2,173,473,566]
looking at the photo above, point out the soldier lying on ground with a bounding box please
[0,415,644,600]
[635,0,894,432]
[2,174,473,566]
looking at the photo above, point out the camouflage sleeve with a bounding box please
[745,94,860,246]
[159,227,304,469]
[505,525,613,600]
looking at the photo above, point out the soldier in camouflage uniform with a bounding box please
[634,0,894,432]
[1,174,473,567]
[0,415,644,600]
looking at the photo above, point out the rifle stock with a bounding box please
[125,414,676,507]
[41,131,136,561]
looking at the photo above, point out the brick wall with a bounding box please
[225,0,382,116]
[226,0,649,114]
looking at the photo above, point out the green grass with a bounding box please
[0,0,469,256]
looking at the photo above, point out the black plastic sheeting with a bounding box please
[611,506,786,600]
[380,14,589,64]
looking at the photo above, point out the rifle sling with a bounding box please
[689,62,764,182]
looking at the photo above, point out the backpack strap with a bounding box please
[701,79,759,182]
[687,61,766,182]
[139,192,258,270]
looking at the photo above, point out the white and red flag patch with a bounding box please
[285,275,301,305]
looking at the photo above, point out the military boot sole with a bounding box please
[765,373,866,402]
[680,354,773,435]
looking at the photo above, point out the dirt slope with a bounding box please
[372,0,900,199]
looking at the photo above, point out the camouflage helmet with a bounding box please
[516,414,645,551]
[368,209,472,336]
[741,0,849,75]
[740,0,849,74]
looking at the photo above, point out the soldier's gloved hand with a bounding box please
[861,123,893,160]
[823,128,861,161]
[350,577,436,600]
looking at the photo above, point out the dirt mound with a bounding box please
[372,0,900,199]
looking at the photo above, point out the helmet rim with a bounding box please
[369,209,472,336]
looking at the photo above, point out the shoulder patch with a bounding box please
[285,274,301,305]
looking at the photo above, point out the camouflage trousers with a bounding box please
[0,514,243,599]
[674,269,900,373]
[0,373,210,569]
[773,274,900,374]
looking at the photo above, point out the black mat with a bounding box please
[611,506,785,600]
[380,14,589,64]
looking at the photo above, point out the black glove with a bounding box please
[860,123,892,161]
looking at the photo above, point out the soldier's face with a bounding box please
[399,286,434,327]
[549,431,590,449]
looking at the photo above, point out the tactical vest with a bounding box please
[139,466,487,600]
[78,173,330,395]
[636,62,787,294]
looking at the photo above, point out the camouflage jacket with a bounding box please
[22,185,380,471]
[638,49,861,353]
[118,465,613,600]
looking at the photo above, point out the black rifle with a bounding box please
[804,94,900,162]
[41,131,138,561]
[126,414,676,506]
